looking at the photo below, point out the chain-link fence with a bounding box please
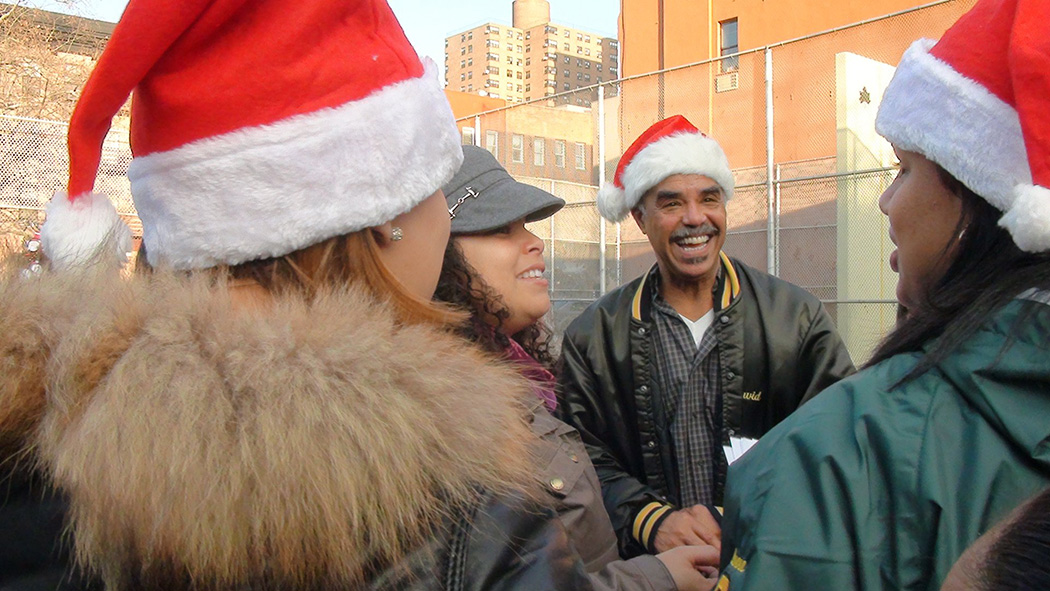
[0,0,976,363]
[463,0,976,363]
[0,114,135,256]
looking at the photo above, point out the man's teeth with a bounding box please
[518,269,544,279]
[678,235,711,246]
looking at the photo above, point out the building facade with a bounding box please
[444,0,618,106]
[619,0,941,78]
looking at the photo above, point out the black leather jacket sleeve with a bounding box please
[458,493,598,591]
[556,308,667,559]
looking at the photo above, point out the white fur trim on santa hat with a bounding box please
[40,191,132,270]
[1000,184,1050,253]
[128,60,462,270]
[598,132,734,222]
[875,39,1031,213]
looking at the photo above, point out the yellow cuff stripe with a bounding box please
[640,504,672,547]
[632,502,664,542]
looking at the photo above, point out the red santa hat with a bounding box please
[40,0,462,270]
[597,115,733,222]
[875,0,1050,252]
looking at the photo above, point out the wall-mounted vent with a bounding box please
[715,72,739,93]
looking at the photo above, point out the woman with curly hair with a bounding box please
[0,1,719,590]
[435,145,715,591]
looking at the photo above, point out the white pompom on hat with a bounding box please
[41,0,463,270]
[597,115,734,222]
[875,0,1050,252]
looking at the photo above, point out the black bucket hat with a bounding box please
[443,145,565,234]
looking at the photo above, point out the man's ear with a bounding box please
[630,207,647,235]
[372,222,395,248]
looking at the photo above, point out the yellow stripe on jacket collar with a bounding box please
[631,252,740,321]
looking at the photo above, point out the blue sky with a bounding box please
[25,0,620,65]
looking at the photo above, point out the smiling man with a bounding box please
[556,115,855,559]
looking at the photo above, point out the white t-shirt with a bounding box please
[677,309,715,347]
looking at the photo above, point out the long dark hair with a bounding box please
[981,486,1050,591]
[434,239,555,368]
[866,168,1050,382]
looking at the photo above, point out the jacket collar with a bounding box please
[631,251,741,322]
[1,270,539,587]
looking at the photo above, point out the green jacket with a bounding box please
[719,292,1050,591]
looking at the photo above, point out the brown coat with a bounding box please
[0,269,586,590]
[531,405,675,591]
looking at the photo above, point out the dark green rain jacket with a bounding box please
[718,291,1050,591]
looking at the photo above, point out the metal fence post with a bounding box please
[598,85,607,295]
[764,47,776,276]
[550,179,557,298]
[774,163,782,276]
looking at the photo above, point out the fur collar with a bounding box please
[0,268,537,588]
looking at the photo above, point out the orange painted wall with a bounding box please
[623,0,939,77]
[444,90,508,121]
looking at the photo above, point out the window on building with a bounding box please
[525,83,531,92]
[563,82,570,90]
[720,19,739,72]
[563,42,570,51]
[525,57,531,66]
[584,48,590,56]
[577,46,583,54]
[533,137,545,165]
[467,58,473,66]
[485,130,498,157]
[516,84,522,92]
[576,73,582,80]
[564,30,569,38]
[507,82,514,90]
[585,74,590,81]
[554,140,566,167]
[517,71,523,79]
[517,45,522,52]
[488,66,499,75]
[461,34,466,42]
[490,92,500,98]
[597,64,602,72]
[468,32,473,40]
[563,56,570,63]
[525,31,531,39]
[486,53,498,61]
[511,134,524,163]
[467,71,473,79]
[460,73,465,81]
[507,30,514,38]
[585,35,591,42]
[545,25,557,34]
[563,69,569,77]
[526,71,531,79]
[460,47,466,56]
[486,25,500,34]
[576,33,583,40]
[462,126,476,146]
[575,143,586,170]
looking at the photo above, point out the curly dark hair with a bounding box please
[434,239,555,368]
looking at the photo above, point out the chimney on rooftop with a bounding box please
[512,0,550,30]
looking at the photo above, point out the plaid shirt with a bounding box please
[648,266,727,507]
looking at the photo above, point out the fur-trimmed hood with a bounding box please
[0,267,538,588]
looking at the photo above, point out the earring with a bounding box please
[391,226,404,242]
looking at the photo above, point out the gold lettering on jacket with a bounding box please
[742,391,762,402]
